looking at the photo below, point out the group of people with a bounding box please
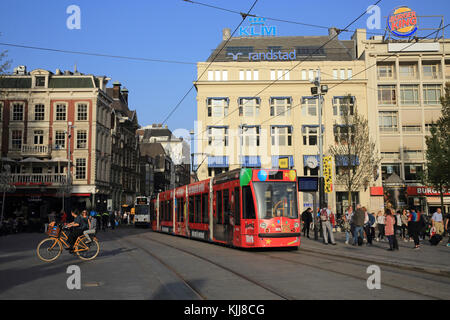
[301,205,448,251]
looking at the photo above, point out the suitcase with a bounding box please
[430,234,442,246]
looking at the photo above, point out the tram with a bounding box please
[134,196,151,227]
[150,168,301,249]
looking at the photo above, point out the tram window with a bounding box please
[150,202,155,221]
[160,201,165,221]
[234,187,241,226]
[202,193,209,224]
[177,198,183,222]
[195,195,201,223]
[242,186,256,219]
[253,182,299,219]
[189,196,195,223]
[223,190,230,225]
[169,200,173,221]
[216,190,223,224]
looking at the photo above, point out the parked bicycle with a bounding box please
[36,223,100,262]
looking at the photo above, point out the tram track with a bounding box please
[259,250,448,300]
[134,232,294,300]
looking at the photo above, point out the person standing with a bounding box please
[408,208,423,249]
[343,206,353,245]
[376,210,385,242]
[352,204,365,246]
[385,209,399,251]
[102,212,109,231]
[395,210,403,238]
[432,208,444,236]
[301,208,313,239]
[319,205,336,245]
[401,209,409,241]
[365,211,376,246]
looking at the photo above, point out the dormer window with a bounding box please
[36,76,45,87]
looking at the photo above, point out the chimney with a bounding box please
[328,27,339,39]
[112,81,121,99]
[222,28,231,41]
[121,87,129,104]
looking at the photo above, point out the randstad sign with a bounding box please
[388,6,418,37]
[239,17,277,37]
[249,50,296,61]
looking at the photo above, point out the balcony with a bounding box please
[21,145,50,156]
[11,173,68,187]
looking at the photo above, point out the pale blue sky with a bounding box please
[0,0,448,133]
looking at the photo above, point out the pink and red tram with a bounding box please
[150,168,301,249]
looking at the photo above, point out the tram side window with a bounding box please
[150,202,155,222]
[177,198,184,222]
[169,200,173,222]
[223,189,230,225]
[242,186,256,219]
[160,201,165,221]
[189,196,195,223]
[202,193,209,224]
[216,190,223,224]
[195,195,201,223]
[234,187,241,226]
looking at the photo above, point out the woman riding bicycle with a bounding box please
[66,210,88,253]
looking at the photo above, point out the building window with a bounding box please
[34,104,45,121]
[302,126,318,146]
[34,130,44,145]
[301,70,307,80]
[241,126,260,147]
[35,76,45,87]
[55,131,66,149]
[208,127,228,147]
[340,69,346,80]
[377,64,395,79]
[379,111,398,132]
[400,85,419,105]
[11,130,22,150]
[12,104,23,121]
[404,163,423,181]
[56,104,66,121]
[270,97,291,117]
[378,85,397,105]
[303,167,319,176]
[381,164,401,181]
[271,70,290,81]
[333,96,354,116]
[334,125,355,144]
[301,97,317,116]
[271,126,292,146]
[76,130,87,149]
[0,103,3,122]
[423,84,441,105]
[239,98,260,117]
[75,158,87,180]
[208,70,228,81]
[403,150,423,160]
[399,63,417,79]
[422,62,441,79]
[77,104,88,121]
[332,69,338,80]
[207,98,229,117]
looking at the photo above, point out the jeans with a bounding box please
[353,226,364,245]
[387,235,399,250]
[321,221,335,244]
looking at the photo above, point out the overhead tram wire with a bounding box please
[184,0,387,37]
[160,0,259,125]
[191,0,383,141]
[257,24,450,128]
[190,0,382,168]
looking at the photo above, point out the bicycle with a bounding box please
[36,223,100,262]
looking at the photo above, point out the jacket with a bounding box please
[352,208,365,227]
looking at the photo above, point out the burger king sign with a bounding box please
[388,6,418,37]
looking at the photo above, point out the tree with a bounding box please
[328,95,380,208]
[423,82,450,214]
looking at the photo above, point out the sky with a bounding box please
[0,0,449,136]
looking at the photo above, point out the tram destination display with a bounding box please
[297,177,319,192]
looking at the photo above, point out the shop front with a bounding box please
[406,186,450,215]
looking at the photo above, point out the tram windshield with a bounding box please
[253,182,298,219]
[135,205,149,215]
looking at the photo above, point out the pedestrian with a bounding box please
[385,208,399,251]
[445,217,450,247]
[376,210,385,241]
[319,205,336,245]
[395,210,403,238]
[95,211,101,231]
[408,208,424,249]
[301,208,312,239]
[109,211,116,230]
[343,206,353,245]
[313,208,321,241]
[102,212,109,231]
[352,204,365,246]
[432,208,444,236]
[401,209,409,241]
[365,211,376,246]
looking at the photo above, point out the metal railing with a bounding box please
[10,173,67,185]
[21,145,49,155]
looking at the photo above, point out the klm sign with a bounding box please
[239,17,277,37]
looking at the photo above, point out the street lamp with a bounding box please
[310,69,328,209]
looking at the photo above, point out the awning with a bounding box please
[335,155,360,166]
[241,156,261,168]
[208,156,229,168]
[272,155,294,168]
[426,197,450,205]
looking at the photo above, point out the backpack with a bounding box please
[429,234,442,246]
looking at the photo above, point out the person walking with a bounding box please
[102,212,109,231]
[352,204,365,246]
[401,209,409,241]
[319,205,336,245]
[365,211,376,246]
[432,208,444,236]
[408,208,424,249]
[385,208,399,251]
[376,210,385,242]
[343,206,353,245]
[395,210,403,238]
[301,208,313,239]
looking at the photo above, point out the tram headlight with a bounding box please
[294,222,299,228]
[260,222,267,229]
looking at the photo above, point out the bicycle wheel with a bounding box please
[76,238,100,261]
[37,238,62,262]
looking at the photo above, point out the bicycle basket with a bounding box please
[47,225,60,237]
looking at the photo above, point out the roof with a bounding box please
[140,143,167,158]
[206,36,356,62]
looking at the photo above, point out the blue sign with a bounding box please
[249,50,296,61]
[239,17,277,37]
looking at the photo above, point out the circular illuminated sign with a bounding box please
[257,170,268,182]
[388,6,418,37]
